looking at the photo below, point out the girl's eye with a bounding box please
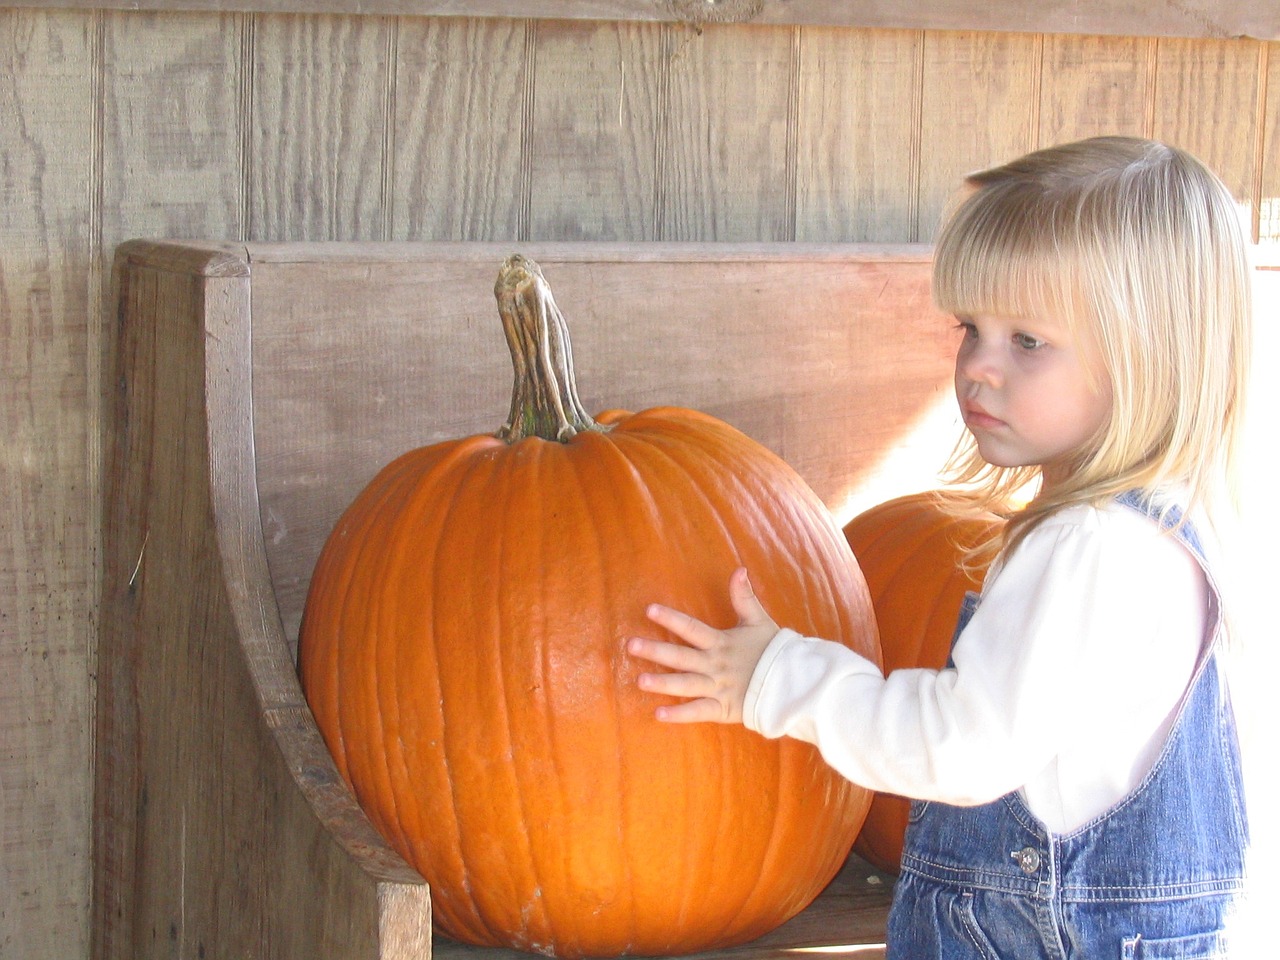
[1013,332,1046,351]
[953,319,977,339]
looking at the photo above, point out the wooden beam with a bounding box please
[6,0,1280,41]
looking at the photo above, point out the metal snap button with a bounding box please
[1011,846,1041,874]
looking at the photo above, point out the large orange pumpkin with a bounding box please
[298,255,880,958]
[841,491,1002,875]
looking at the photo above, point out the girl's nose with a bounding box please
[956,340,1003,388]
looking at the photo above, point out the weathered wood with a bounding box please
[100,9,247,245]
[660,23,798,240]
[1264,43,1280,244]
[795,27,923,242]
[1151,37,1265,208]
[5,0,1280,41]
[1037,34,1153,143]
[0,11,96,960]
[391,16,530,240]
[915,30,1042,238]
[95,241,430,960]
[250,13,392,240]
[527,19,666,240]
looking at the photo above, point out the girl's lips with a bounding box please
[964,405,1006,430]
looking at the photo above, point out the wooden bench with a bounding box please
[94,240,956,960]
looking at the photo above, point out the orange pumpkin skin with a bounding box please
[842,492,1002,875]
[298,259,880,958]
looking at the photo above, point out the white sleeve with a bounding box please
[742,505,1204,809]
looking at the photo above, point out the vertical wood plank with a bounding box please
[526,19,666,240]
[392,16,528,241]
[0,9,94,960]
[1151,37,1263,204]
[661,23,797,241]
[251,12,390,240]
[95,249,430,960]
[916,30,1042,240]
[795,27,922,242]
[1038,33,1153,144]
[100,11,245,245]
[1259,42,1278,244]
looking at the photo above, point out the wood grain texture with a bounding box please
[6,0,1280,41]
[99,10,245,244]
[250,12,391,239]
[1264,43,1279,244]
[527,19,666,240]
[0,10,95,960]
[661,23,798,240]
[1150,37,1264,204]
[915,30,1042,240]
[1037,33,1154,144]
[392,16,529,240]
[433,855,895,960]
[795,27,923,242]
[94,244,430,960]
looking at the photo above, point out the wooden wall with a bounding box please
[1,7,1275,959]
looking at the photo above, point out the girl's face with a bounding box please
[953,311,1113,488]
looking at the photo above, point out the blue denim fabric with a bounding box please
[886,493,1249,959]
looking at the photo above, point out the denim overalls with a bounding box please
[886,493,1250,959]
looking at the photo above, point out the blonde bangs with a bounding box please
[932,184,1090,332]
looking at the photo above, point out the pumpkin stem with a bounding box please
[494,254,606,443]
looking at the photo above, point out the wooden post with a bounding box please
[93,241,430,960]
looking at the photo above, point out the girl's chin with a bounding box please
[974,446,1038,473]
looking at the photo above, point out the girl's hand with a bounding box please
[627,568,780,724]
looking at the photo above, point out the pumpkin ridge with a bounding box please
[609,428,736,936]
[562,434,642,951]
[701,728,789,947]
[606,425,795,944]
[613,425,744,617]
[578,427,768,957]
[848,503,934,553]
[615,421,862,943]
[490,442,563,948]
[495,441,589,948]
[304,443,431,774]
[420,442,509,944]
[362,453,433,867]
[335,447,452,863]
[307,449,426,910]
[378,446,477,869]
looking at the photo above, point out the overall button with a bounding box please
[1011,846,1041,874]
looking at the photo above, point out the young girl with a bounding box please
[627,137,1253,958]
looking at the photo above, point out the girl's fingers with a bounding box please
[644,603,717,649]
[654,698,725,724]
[635,668,711,700]
[728,567,769,626]
[629,640,711,675]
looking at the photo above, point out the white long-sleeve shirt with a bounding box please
[744,499,1212,834]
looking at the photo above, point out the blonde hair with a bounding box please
[932,136,1252,565]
